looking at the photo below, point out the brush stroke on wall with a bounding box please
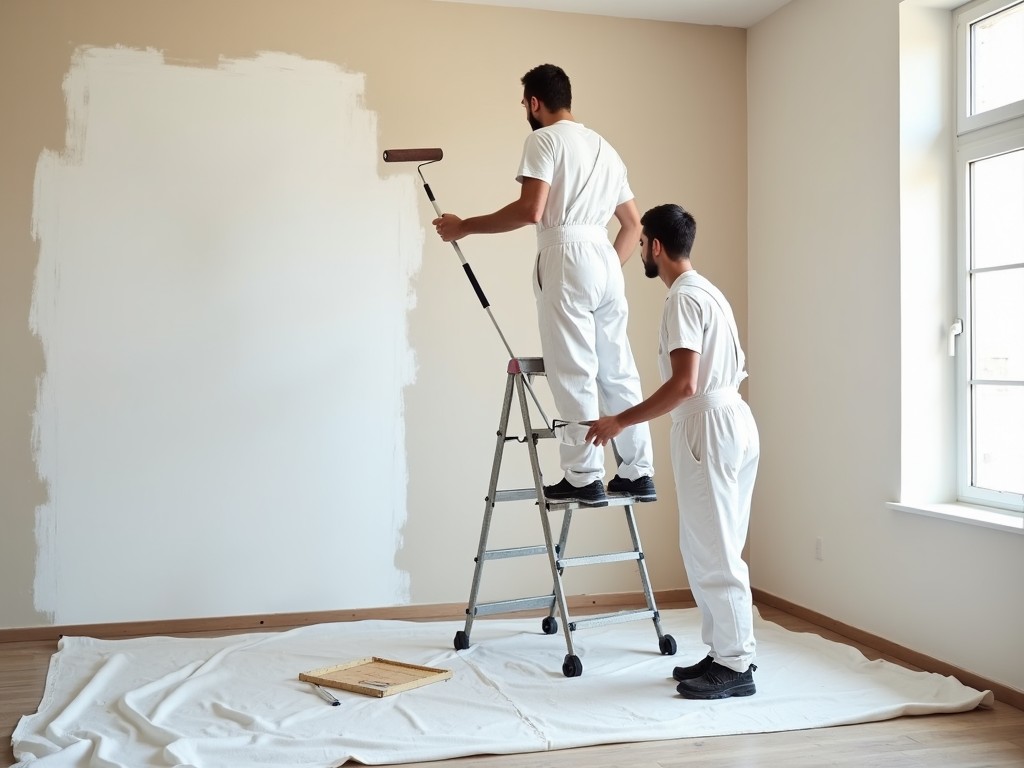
[30,47,418,624]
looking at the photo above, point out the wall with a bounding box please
[0,1,747,627]
[747,0,1024,693]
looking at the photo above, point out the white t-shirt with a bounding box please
[659,270,748,410]
[516,121,633,229]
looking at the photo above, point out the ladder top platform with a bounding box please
[507,357,545,375]
[545,495,652,510]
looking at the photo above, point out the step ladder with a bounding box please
[452,357,677,677]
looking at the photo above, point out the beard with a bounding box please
[527,114,542,131]
[641,246,658,279]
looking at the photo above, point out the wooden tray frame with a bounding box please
[299,657,452,698]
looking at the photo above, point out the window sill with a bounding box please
[886,501,1024,534]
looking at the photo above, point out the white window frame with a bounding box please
[956,0,1024,135]
[954,0,1024,513]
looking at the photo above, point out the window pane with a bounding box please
[973,384,1024,494]
[971,1,1024,115]
[973,268,1024,380]
[971,148,1024,270]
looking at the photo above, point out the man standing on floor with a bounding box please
[585,203,760,699]
[433,63,655,508]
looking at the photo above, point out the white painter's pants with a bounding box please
[671,392,760,672]
[534,229,654,487]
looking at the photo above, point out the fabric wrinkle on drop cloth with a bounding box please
[11,608,993,767]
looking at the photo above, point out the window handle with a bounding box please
[949,318,963,357]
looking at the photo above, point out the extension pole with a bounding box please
[383,148,552,427]
[383,148,515,360]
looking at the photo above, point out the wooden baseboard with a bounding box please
[752,588,1023,711]
[0,589,695,644]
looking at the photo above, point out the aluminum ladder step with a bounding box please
[470,595,554,616]
[492,489,645,506]
[568,608,658,631]
[557,551,642,568]
[479,545,549,561]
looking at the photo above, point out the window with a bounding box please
[954,0,1024,511]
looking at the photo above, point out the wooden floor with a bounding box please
[3,603,1023,768]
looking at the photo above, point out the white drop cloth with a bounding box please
[11,608,992,767]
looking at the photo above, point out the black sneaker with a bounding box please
[676,662,757,700]
[607,475,657,502]
[543,478,608,507]
[672,655,714,682]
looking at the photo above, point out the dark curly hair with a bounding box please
[521,64,572,112]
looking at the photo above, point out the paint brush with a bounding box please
[314,684,341,706]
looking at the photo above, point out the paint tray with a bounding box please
[299,657,452,698]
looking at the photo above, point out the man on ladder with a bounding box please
[433,63,655,507]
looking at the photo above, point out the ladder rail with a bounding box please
[623,504,670,642]
[516,370,578,658]
[460,370,517,640]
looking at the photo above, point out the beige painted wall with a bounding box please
[0,1,747,627]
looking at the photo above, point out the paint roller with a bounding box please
[381,148,443,163]
[383,147,555,428]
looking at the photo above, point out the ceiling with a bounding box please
[431,0,795,28]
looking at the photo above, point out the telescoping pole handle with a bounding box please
[414,165,516,359]
[419,176,491,311]
[382,148,551,428]
[382,148,490,311]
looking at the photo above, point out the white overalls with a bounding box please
[517,121,654,486]
[660,270,760,673]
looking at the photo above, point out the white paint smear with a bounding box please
[30,47,419,623]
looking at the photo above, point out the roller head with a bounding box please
[382,148,443,163]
